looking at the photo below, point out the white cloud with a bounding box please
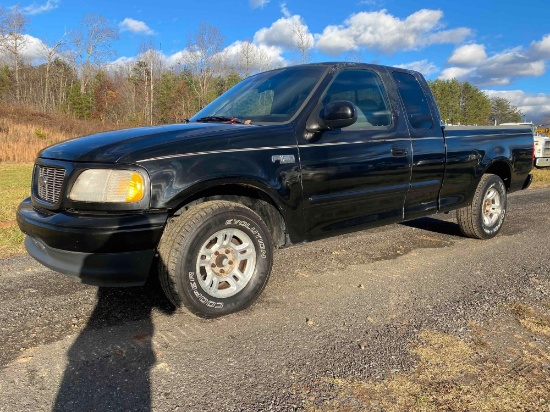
[106,56,136,69]
[22,0,60,15]
[315,9,471,55]
[253,15,313,51]
[396,59,439,76]
[0,34,48,63]
[280,2,291,18]
[249,0,269,8]
[447,44,487,67]
[441,34,550,86]
[483,89,550,124]
[223,40,285,73]
[119,18,155,35]
[160,41,286,74]
[165,51,186,67]
[21,34,47,61]
[107,51,180,71]
[529,34,550,58]
[439,66,475,80]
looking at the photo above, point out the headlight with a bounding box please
[69,169,146,203]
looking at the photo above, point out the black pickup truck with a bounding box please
[17,63,534,317]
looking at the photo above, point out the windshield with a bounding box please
[190,66,327,124]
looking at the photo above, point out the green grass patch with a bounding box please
[0,163,33,258]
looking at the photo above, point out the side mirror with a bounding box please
[305,100,358,141]
[322,100,357,130]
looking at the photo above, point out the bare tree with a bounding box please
[289,17,313,64]
[0,8,6,52]
[182,22,227,108]
[72,13,118,94]
[38,32,69,111]
[236,40,275,78]
[1,6,29,101]
[137,41,165,125]
[238,40,255,78]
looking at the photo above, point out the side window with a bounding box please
[392,71,433,129]
[322,70,392,128]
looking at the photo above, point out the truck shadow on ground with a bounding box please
[52,276,175,412]
[400,216,464,238]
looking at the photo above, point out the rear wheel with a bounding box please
[157,201,273,317]
[457,174,507,239]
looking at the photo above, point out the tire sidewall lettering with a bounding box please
[188,271,223,309]
[181,211,272,312]
[225,218,267,259]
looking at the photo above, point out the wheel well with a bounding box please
[172,185,287,248]
[485,161,511,190]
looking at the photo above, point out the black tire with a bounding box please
[456,174,507,239]
[157,200,273,317]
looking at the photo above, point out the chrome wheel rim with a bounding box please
[482,187,502,227]
[196,228,256,298]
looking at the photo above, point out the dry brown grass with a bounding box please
[0,105,119,163]
[532,168,550,188]
[304,302,550,412]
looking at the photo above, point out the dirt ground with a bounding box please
[0,189,549,411]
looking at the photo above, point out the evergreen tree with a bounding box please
[0,66,12,98]
[68,83,94,119]
[490,97,523,125]
[428,79,491,125]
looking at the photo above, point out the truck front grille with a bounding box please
[35,165,65,204]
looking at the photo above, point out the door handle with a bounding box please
[391,145,409,157]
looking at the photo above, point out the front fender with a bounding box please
[147,151,301,209]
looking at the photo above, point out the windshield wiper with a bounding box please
[195,116,244,124]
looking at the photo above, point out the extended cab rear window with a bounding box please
[392,71,434,130]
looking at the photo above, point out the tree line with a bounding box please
[0,7,523,127]
[429,79,522,126]
[0,8,284,126]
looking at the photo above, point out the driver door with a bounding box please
[299,67,412,238]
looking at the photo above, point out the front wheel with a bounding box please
[457,174,507,239]
[157,201,273,317]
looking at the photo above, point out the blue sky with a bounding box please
[6,0,550,123]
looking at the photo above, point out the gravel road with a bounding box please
[1,188,549,411]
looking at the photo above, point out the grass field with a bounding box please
[0,105,116,163]
[531,168,550,188]
[0,164,548,259]
[0,163,33,258]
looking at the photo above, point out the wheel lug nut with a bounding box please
[211,263,216,268]
[214,251,219,256]
[228,261,233,265]
[220,269,225,274]
[225,249,230,254]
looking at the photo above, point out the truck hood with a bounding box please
[38,123,261,164]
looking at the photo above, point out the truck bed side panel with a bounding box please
[440,125,533,211]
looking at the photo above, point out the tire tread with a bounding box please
[456,173,505,239]
[157,200,269,316]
